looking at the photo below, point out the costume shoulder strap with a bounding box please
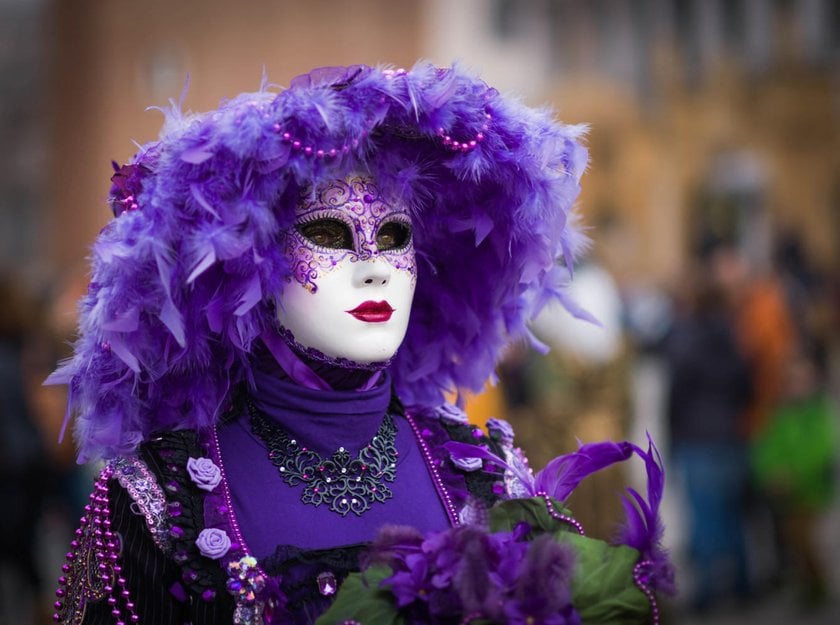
[139,429,230,600]
[110,454,173,554]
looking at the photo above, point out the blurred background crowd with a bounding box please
[1,1,838,623]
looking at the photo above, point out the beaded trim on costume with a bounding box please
[144,431,229,600]
[53,465,138,625]
[111,455,172,553]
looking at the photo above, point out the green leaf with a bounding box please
[559,533,650,625]
[490,497,651,625]
[488,496,577,536]
[315,565,407,625]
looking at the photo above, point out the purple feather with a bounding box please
[534,441,634,500]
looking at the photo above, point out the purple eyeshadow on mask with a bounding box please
[283,176,416,293]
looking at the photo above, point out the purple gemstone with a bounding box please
[317,571,337,596]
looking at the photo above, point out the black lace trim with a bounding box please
[141,430,229,600]
[438,418,507,509]
[262,543,367,618]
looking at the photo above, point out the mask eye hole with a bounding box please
[298,218,354,250]
[376,221,411,252]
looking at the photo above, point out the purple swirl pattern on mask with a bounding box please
[281,235,348,294]
[284,175,416,292]
[186,457,222,492]
[195,527,231,560]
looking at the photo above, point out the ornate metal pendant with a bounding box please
[247,401,397,516]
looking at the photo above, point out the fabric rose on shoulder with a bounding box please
[487,418,515,445]
[435,403,469,425]
[196,528,231,559]
[187,457,222,492]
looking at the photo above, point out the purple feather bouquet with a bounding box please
[317,437,675,625]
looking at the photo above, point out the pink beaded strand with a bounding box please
[458,611,483,625]
[436,111,490,153]
[536,491,585,536]
[405,413,460,526]
[633,560,661,625]
[53,465,139,624]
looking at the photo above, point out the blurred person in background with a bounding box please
[0,274,51,623]
[745,230,838,608]
[750,340,837,608]
[665,244,754,613]
[719,243,794,441]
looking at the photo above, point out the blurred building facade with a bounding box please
[1,0,836,291]
[426,0,840,285]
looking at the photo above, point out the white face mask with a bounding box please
[276,175,416,364]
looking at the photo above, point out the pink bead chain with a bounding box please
[272,122,362,160]
[53,465,139,624]
[268,68,491,160]
[436,112,490,153]
[633,560,661,625]
[405,413,461,526]
[536,491,585,535]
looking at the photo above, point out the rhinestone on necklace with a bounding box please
[247,400,398,517]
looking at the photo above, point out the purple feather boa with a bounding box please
[48,62,589,461]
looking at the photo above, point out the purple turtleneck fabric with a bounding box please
[216,367,451,559]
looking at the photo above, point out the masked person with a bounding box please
[50,63,672,625]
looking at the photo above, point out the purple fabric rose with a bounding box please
[187,457,222,492]
[487,418,515,445]
[452,456,483,472]
[196,528,231,559]
[435,403,469,425]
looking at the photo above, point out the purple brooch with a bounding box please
[187,457,222,492]
[196,528,231,559]
[226,556,268,624]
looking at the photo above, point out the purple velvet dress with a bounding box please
[216,367,452,556]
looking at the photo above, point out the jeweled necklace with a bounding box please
[246,400,398,517]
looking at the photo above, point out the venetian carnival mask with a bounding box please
[276,175,417,364]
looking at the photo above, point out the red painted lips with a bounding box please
[347,300,394,323]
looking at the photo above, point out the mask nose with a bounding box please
[354,257,391,287]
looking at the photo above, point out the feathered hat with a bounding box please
[50,62,590,462]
